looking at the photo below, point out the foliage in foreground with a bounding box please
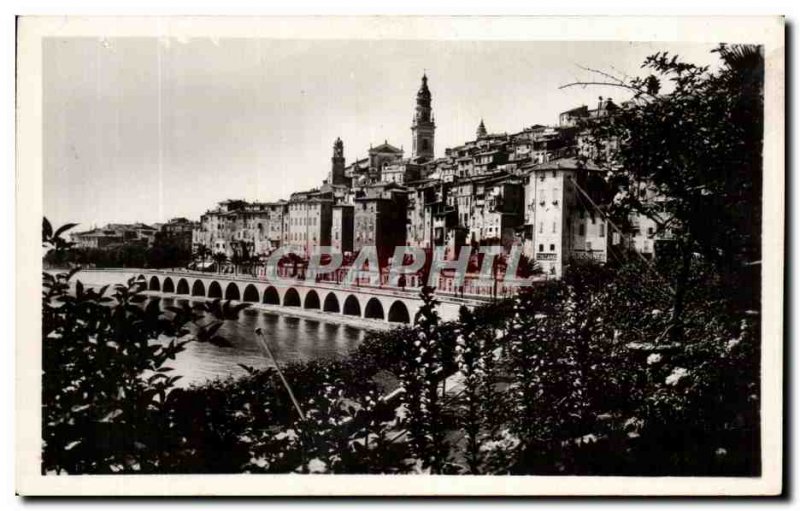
[42,229,759,475]
[42,219,249,474]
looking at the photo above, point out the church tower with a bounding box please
[411,73,435,161]
[331,137,346,186]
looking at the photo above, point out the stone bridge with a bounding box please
[133,270,485,324]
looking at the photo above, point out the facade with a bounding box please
[466,173,524,249]
[381,161,421,185]
[406,179,439,250]
[193,200,287,259]
[521,157,612,277]
[353,183,408,262]
[284,191,333,257]
[369,142,405,176]
[72,223,157,250]
[160,218,198,251]
[331,204,354,254]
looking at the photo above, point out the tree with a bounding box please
[568,44,763,341]
[212,251,228,274]
[42,218,246,474]
[147,233,191,269]
[453,305,503,473]
[193,244,211,272]
[398,286,449,473]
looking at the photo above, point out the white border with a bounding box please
[15,15,785,496]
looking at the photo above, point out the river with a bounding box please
[156,296,367,387]
[65,270,369,387]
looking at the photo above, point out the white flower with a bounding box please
[647,353,662,365]
[250,456,268,468]
[307,458,327,473]
[665,367,689,386]
[275,429,298,441]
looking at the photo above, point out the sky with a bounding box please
[43,38,722,229]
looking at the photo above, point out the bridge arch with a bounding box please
[191,280,205,297]
[225,282,241,301]
[263,286,280,305]
[243,284,260,303]
[284,288,301,307]
[149,276,160,291]
[388,300,411,324]
[343,295,361,317]
[208,281,222,299]
[323,292,340,313]
[364,297,385,320]
[304,290,321,309]
[176,278,190,295]
[162,277,175,293]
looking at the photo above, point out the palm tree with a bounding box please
[716,43,763,94]
[193,244,211,272]
[212,251,228,274]
[230,252,242,275]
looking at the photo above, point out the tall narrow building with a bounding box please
[330,137,346,186]
[411,73,435,162]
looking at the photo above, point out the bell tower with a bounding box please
[411,73,435,161]
[331,137,346,186]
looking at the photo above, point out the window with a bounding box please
[550,244,555,252]
[599,223,605,237]
[552,222,557,234]
[579,224,585,236]
[539,222,543,234]
[539,244,544,252]
[647,226,655,236]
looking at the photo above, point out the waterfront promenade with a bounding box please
[78,267,516,324]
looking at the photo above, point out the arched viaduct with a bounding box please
[136,271,472,324]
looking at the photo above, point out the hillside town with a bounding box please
[73,74,668,279]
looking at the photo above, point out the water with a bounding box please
[59,271,368,387]
[157,297,367,387]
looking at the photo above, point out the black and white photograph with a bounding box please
[14,15,784,496]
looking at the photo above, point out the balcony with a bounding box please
[536,252,558,261]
